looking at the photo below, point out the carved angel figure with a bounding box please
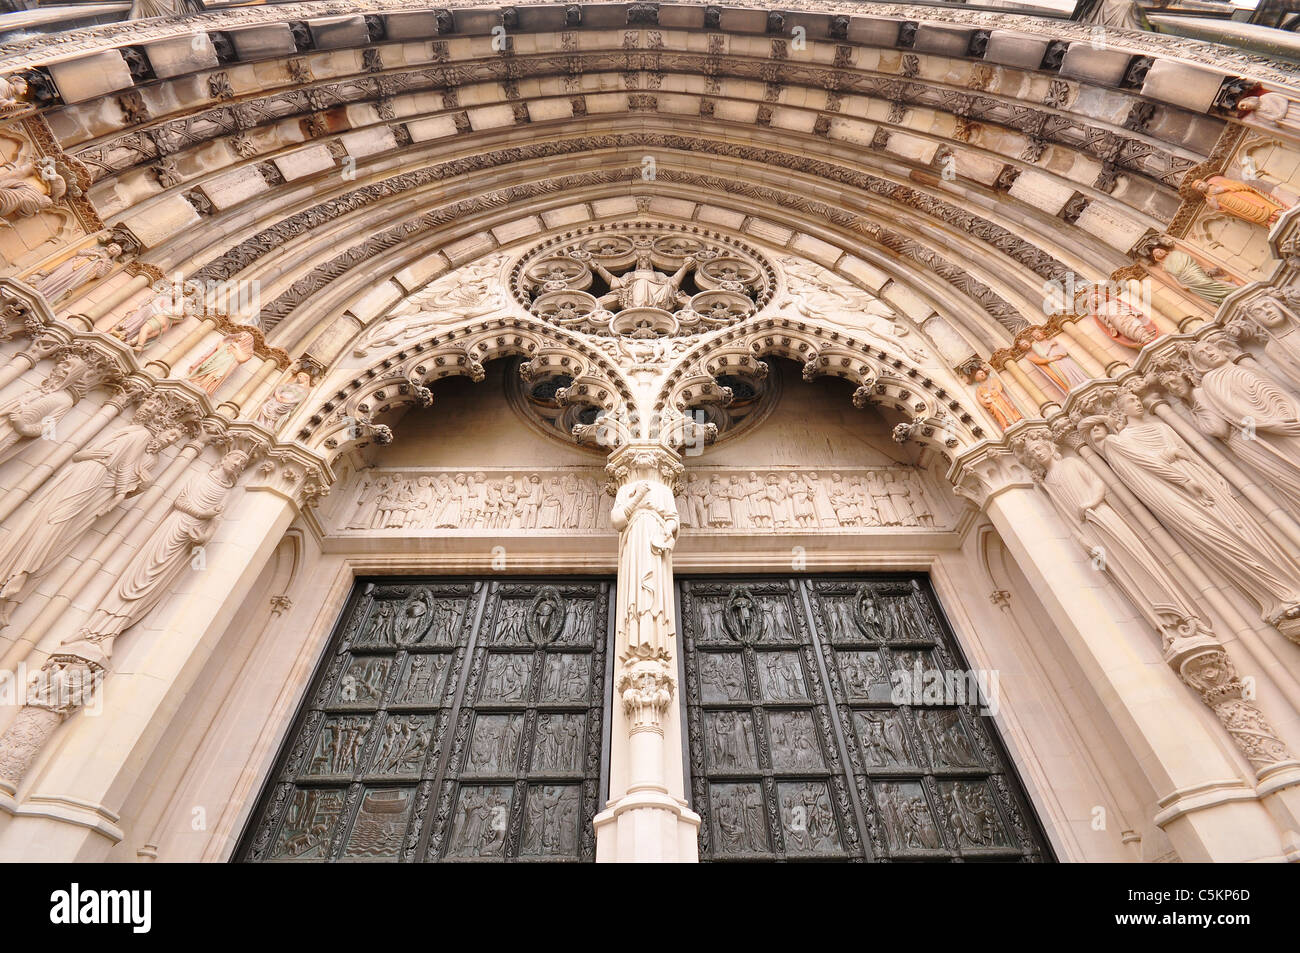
[111,288,196,351]
[0,160,65,222]
[254,371,312,431]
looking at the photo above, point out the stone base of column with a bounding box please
[593,787,701,863]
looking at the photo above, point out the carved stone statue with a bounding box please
[0,420,182,622]
[611,475,679,658]
[972,365,1021,429]
[31,243,121,305]
[1193,175,1293,228]
[1237,91,1300,137]
[1149,245,1244,307]
[0,352,107,466]
[588,249,694,313]
[1020,435,1205,645]
[60,450,248,662]
[1184,339,1300,513]
[1023,328,1089,396]
[184,330,255,395]
[0,161,66,223]
[255,371,312,431]
[1088,392,1300,633]
[111,288,196,352]
[1082,287,1159,349]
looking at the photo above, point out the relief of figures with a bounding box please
[446,785,512,858]
[539,654,589,703]
[466,714,523,775]
[370,715,434,776]
[559,599,596,646]
[676,469,936,531]
[837,651,892,702]
[876,781,943,852]
[698,651,747,703]
[854,710,912,768]
[307,715,372,777]
[779,781,841,853]
[915,709,982,770]
[479,653,529,703]
[767,710,825,772]
[938,781,1007,849]
[520,784,580,856]
[706,710,758,772]
[758,652,807,702]
[333,656,390,707]
[272,788,346,859]
[341,470,610,532]
[711,782,768,854]
[398,654,448,705]
[530,713,583,774]
[343,788,415,858]
[356,593,466,648]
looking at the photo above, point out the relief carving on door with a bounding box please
[681,576,1050,862]
[239,578,609,863]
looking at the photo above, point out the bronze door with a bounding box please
[680,575,1052,862]
[238,578,611,862]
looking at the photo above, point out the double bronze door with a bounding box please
[680,575,1052,862]
[239,578,611,862]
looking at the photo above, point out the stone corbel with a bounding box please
[617,657,675,735]
[246,443,334,511]
[947,439,1035,510]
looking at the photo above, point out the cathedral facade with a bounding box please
[0,0,1299,863]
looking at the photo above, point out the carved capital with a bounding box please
[604,442,684,495]
[617,657,675,734]
[947,443,1034,509]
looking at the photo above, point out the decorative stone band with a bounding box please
[329,465,948,535]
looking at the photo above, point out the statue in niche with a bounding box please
[577,247,695,312]
[184,330,255,395]
[1192,175,1294,228]
[0,419,183,623]
[1021,328,1089,395]
[1080,286,1160,349]
[0,160,67,222]
[1237,89,1300,137]
[971,365,1022,429]
[254,370,311,431]
[1147,242,1245,307]
[611,477,679,658]
[56,450,247,661]
[31,243,121,304]
[1085,393,1300,632]
[111,288,196,352]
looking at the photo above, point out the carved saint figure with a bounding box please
[111,288,195,352]
[1022,435,1205,643]
[1082,286,1160,349]
[0,353,102,465]
[31,243,121,304]
[0,421,179,622]
[1091,392,1300,627]
[1193,175,1293,227]
[1237,91,1300,137]
[0,160,66,222]
[1023,328,1089,396]
[610,477,679,658]
[1185,341,1300,513]
[588,250,695,312]
[1149,245,1243,307]
[184,330,255,395]
[59,450,247,662]
[972,366,1021,429]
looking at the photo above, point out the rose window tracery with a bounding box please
[512,224,774,339]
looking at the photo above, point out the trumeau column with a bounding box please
[950,444,1296,862]
[594,442,701,862]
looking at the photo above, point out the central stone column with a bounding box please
[594,443,701,862]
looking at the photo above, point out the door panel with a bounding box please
[238,578,610,863]
[680,575,1052,862]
